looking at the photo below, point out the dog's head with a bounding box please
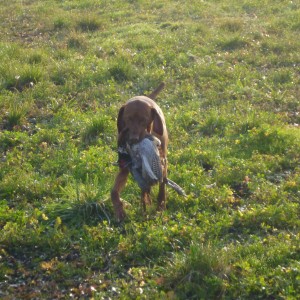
[117,98,164,145]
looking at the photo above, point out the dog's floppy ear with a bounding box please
[117,106,125,134]
[151,108,164,136]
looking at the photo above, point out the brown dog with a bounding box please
[111,83,168,221]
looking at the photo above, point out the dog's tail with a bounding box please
[148,82,165,100]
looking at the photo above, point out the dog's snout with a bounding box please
[127,130,141,145]
[128,137,139,145]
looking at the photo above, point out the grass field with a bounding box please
[0,0,299,298]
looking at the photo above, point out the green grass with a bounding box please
[0,0,299,298]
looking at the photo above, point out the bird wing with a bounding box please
[141,154,158,180]
[139,138,162,182]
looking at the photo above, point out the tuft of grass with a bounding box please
[27,51,44,64]
[162,242,231,299]
[80,114,114,146]
[2,100,30,130]
[1,65,43,92]
[219,35,249,51]
[67,34,88,50]
[81,118,106,145]
[46,176,112,227]
[108,57,137,82]
[53,17,71,30]
[271,70,293,85]
[4,107,24,130]
[77,18,102,32]
[220,19,243,32]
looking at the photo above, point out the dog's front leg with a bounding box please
[111,168,129,221]
[157,182,166,210]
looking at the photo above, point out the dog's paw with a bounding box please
[115,208,126,222]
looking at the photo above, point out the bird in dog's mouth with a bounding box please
[117,135,187,197]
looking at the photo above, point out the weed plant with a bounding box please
[0,0,299,299]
